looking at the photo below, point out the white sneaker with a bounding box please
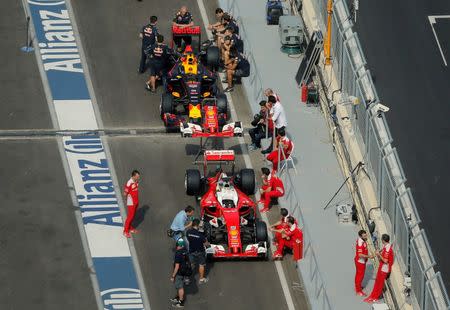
[199,277,209,284]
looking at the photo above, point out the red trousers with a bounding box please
[276,237,303,260]
[261,189,284,209]
[354,260,366,293]
[267,150,286,171]
[123,204,138,233]
[367,266,389,300]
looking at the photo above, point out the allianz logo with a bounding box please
[101,288,144,310]
[64,135,103,154]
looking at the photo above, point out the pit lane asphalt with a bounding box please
[0,139,97,309]
[68,0,306,309]
[0,0,52,129]
[0,2,98,309]
[351,0,450,290]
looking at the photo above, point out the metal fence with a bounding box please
[224,0,333,309]
[308,0,450,309]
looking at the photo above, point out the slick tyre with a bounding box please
[237,168,255,196]
[255,220,268,242]
[185,169,201,196]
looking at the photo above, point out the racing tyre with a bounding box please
[255,220,268,242]
[206,46,220,68]
[160,93,174,117]
[185,169,201,196]
[216,93,228,114]
[237,168,255,196]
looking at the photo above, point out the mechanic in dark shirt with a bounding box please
[138,15,158,73]
[249,100,274,150]
[224,48,250,92]
[208,8,225,34]
[145,34,170,93]
[170,238,189,308]
[186,219,209,284]
[172,6,194,51]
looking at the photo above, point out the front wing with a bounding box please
[206,242,267,258]
[180,121,243,138]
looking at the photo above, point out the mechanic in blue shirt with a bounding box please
[172,6,194,51]
[145,34,171,92]
[139,15,158,74]
[170,205,195,242]
[186,219,209,284]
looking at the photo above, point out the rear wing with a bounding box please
[204,150,235,162]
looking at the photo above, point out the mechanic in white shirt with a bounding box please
[262,95,287,154]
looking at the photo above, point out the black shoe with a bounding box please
[169,297,179,303]
[261,148,272,154]
[172,300,184,308]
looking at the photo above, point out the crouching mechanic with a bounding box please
[224,47,250,92]
[145,34,170,93]
[123,170,140,238]
[259,167,284,213]
[270,208,297,244]
[272,216,303,260]
[186,219,209,284]
[170,205,195,244]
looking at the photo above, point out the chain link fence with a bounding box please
[309,0,450,308]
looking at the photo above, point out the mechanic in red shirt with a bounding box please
[266,127,293,172]
[364,234,394,303]
[272,216,303,261]
[269,208,298,244]
[354,230,374,296]
[259,167,284,213]
[123,170,140,238]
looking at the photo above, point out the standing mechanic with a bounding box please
[170,205,195,243]
[354,230,374,296]
[364,234,394,303]
[186,219,209,284]
[138,15,158,74]
[262,95,288,154]
[172,6,194,51]
[123,170,140,238]
[145,34,170,93]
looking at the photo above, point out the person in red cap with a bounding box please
[354,230,374,296]
[266,127,293,172]
[123,170,140,238]
[272,216,303,260]
[259,167,284,213]
[364,234,394,303]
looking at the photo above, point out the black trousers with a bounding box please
[139,47,148,73]
[249,126,267,148]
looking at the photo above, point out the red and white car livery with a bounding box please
[185,150,268,259]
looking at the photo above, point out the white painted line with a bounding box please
[428,15,450,66]
[54,100,98,130]
[196,1,297,309]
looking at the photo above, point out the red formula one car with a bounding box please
[185,150,268,259]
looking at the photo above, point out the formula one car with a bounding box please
[185,150,268,259]
[160,46,241,136]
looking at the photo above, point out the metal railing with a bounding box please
[307,0,450,308]
[224,0,332,308]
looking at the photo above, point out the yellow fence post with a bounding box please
[324,0,333,65]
